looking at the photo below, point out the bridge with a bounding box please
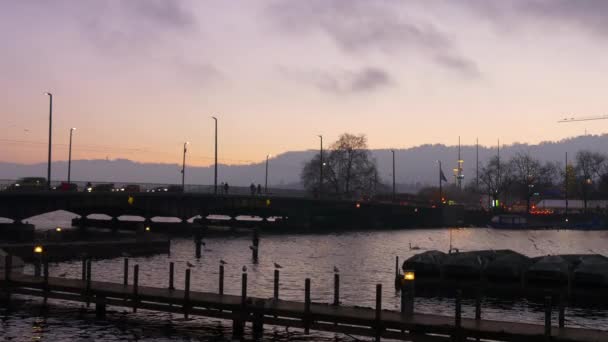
[0,192,462,232]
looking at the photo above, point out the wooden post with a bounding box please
[395,256,399,277]
[375,284,382,342]
[123,258,129,286]
[219,264,224,295]
[95,295,106,318]
[475,291,482,321]
[273,269,279,300]
[544,296,552,338]
[34,259,41,277]
[195,237,202,259]
[86,259,92,308]
[304,278,311,335]
[252,299,264,339]
[455,289,462,329]
[133,265,139,313]
[169,262,175,290]
[43,258,49,305]
[559,295,565,328]
[333,273,340,306]
[4,254,11,281]
[81,257,87,281]
[233,272,247,339]
[184,269,191,319]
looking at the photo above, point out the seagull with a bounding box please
[409,242,421,251]
[187,262,195,268]
[220,259,227,265]
[333,266,340,273]
[242,265,247,273]
[58,273,67,278]
[249,245,258,251]
[274,263,282,269]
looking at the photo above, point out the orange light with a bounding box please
[34,246,43,254]
[145,226,151,232]
[404,270,415,281]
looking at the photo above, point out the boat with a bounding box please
[573,255,608,287]
[485,250,532,281]
[402,250,446,277]
[489,214,527,229]
[526,255,569,285]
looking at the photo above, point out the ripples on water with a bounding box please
[3,211,608,340]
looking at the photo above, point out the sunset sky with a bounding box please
[2,1,607,166]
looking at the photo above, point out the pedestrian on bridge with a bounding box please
[224,182,229,195]
[250,183,256,196]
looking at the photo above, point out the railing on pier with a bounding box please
[2,255,607,342]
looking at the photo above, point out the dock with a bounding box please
[2,258,607,341]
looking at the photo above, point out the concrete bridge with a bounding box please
[0,192,462,231]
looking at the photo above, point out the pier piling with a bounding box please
[545,296,552,338]
[184,269,191,319]
[333,273,340,306]
[232,272,247,339]
[123,258,129,286]
[95,295,106,318]
[86,259,92,307]
[273,269,279,300]
[219,265,224,295]
[304,278,311,334]
[559,295,565,328]
[194,237,202,259]
[132,265,139,312]
[375,284,382,342]
[169,262,175,290]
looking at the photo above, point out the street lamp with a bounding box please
[182,142,189,192]
[391,149,396,202]
[67,128,76,184]
[265,154,271,194]
[45,92,53,190]
[212,116,218,195]
[318,135,323,199]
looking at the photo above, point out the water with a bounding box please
[3,211,608,340]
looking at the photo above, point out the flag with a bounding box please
[440,168,448,183]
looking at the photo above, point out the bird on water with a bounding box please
[274,263,282,269]
[187,262,194,268]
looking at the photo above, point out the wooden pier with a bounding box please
[2,258,607,341]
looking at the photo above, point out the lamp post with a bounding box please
[318,135,323,199]
[45,92,53,190]
[182,142,189,192]
[265,154,271,194]
[67,128,76,184]
[391,149,396,202]
[212,116,218,195]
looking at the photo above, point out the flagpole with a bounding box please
[439,160,443,207]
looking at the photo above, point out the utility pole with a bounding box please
[45,92,53,190]
[318,135,323,199]
[391,149,395,202]
[182,142,189,192]
[265,154,270,194]
[565,152,569,217]
[212,116,218,195]
[476,138,479,190]
[67,128,76,184]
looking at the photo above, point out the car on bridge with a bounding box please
[90,183,115,192]
[5,177,47,191]
[118,184,141,192]
[54,182,78,192]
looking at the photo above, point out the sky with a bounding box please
[2,0,608,166]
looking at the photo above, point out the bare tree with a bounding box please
[478,156,513,209]
[510,152,558,213]
[301,133,379,199]
[575,151,605,211]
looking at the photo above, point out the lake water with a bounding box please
[2,211,608,341]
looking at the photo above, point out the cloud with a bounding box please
[268,0,480,77]
[461,0,608,37]
[282,66,394,95]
